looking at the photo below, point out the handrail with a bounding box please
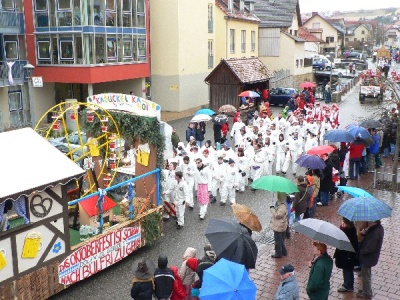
[68,168,161,232]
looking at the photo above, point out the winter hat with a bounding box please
[203,149,209,154]
[313,242,327,254]
[204,244,216,261]
[186,257,199,271]
[183,247,197,259]
[158,255,168,269]
[228,158,235,164]
[134,259,155,280]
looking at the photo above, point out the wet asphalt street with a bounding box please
[51,60,397,300]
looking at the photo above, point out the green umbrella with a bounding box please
[251,175,299,193]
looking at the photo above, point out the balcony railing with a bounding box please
[0,11,20,33]
[0,60,27,87]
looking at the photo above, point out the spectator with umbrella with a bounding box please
[317,153,333,206]
[306,242,333,300]
[333,218,359,293]
[348,137,364,180]
[292,176,310,222]
[192,244,216,290]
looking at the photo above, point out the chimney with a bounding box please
[240,0,244,12]
[312,12,318,16]
[228,0,233,11]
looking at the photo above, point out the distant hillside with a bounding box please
[331,7,400,20]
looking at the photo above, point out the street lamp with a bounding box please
[23,62,36,128]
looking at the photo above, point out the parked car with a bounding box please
[312,57,334,70]
[268,88,298,106]
[50,132,125,158]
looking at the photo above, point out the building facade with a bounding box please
[22,0,150,127]
[0,0,30,131]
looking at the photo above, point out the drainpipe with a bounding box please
[225,16,229,59]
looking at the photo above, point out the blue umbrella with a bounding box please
[324,129,354,142]
[199,258,257,300]
[195,108,216,116]
[337,186,373,198]
[337,197,392,222]
[295,154,326,169]
[347,126,371,140]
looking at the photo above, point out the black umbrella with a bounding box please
[359,119,383,129]
[212,114,228,125]
[205,218,258,269]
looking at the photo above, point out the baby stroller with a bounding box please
[330,170,347,199]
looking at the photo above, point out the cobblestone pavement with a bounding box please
[249,158,400,300]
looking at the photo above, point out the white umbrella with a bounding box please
[191,114,211,122]
[292,218,354,252]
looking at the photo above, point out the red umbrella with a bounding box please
[299,81,317,88]
[307,145,335,155]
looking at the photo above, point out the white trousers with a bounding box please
[186,180,195,207]
[211,179,221,197]
[283,151,299,173]
[220,185,236,204]
[276,153,286,172]
[175,202,185,226]
[199,204,208,218]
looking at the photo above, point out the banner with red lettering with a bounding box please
[58,227,141,285]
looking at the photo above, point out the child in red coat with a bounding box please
[170,265,187,300]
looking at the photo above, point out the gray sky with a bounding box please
[299,0,398,14]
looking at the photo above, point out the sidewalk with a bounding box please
[249,157,399,300]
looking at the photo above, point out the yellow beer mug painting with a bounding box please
[0,249,7,270]
[22,231,42,259]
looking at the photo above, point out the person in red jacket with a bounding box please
[170,265,187,300]
[221,122,229,143]
[348,137,365,180]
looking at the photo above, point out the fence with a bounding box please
[68,168,161,233]
[372,163,400,189]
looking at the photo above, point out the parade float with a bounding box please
[0,94,166,299]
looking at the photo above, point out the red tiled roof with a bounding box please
[298,27,324,42]
[216,0,260,23]
[79,195,117,217]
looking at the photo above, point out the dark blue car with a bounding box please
[268,88,298,106]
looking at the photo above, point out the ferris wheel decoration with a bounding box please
[35,101,123,196]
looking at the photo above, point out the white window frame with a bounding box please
[4,40,19,60]
[37,40,51,60]
[251,31,255,51]
[34,0,48,11]
[312,22,320,29]
[241,30,246,52]
[230,29,235,53]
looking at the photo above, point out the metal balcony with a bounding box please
[0,11,20,33]
[0,60,27,87]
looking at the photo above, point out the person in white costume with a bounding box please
[174,171,189,229]
[210,156,226,203]
[304,131,319,154]
[282,131,304,175]
[236,148,249,192]
[162,162,176,220]
[181,156,196,209]
[230,116,246,147]
[251,143,265,184]
[275,134,289,174]
[220,158,241,205]
[195,158,212,220]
